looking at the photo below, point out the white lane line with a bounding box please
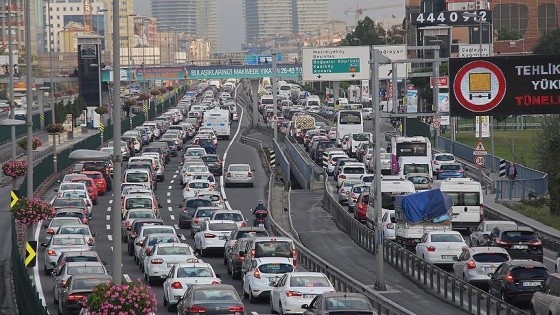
[168,206,172,212]
[123,274,132,283]
[106,224,110,230]
[170,179,174,184]
[106,215,110,221]
[111,246,113,252]
[173,175,177,179]
[107,206,111,212]
[180,234,186,242]
[109,199,113,204]
[174,224,180,230]
[545,256,555,263]
[167,192,171,197]
[220,85,243,211]
[175,170,179,173]
[167,199,171,204]
[108,235,113,241]
[33,222,48,310]
[168,186,172,190]
[170,215,175,220]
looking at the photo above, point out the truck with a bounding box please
[203,109,230,140]
[291,115,315,142]
[394,189,453,250]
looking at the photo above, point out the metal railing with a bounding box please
[272,138,290,185]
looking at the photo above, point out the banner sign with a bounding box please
[450,55,560,116]
[136,67,187,81]
[187,64,302,80]
[411,10,492,26]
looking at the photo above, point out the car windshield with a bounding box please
[67,266,105,275]
[125,198,152,209]
[352,185,370,193]
[186,199,212,208]
[85,173,102,179]
[53,199,85,207]
[193,175,215,182]
[66,256,97,263]
[255,241,292,258]
[52,237,86,245]
[230,165,249,172]
[447,192,480,207]
[195,209,215,217]
[342,181,362,188]
[58,227,89,235]
[344,167,365,174]
[60,184,84,190]
[208,222,237,231]
[189,182,210,189]
[436,155,455,161]
[235,230,268,239]
[193,289,238,301]
[126,173,148,182]
[61,191,86,198]
[147,236,178,246]
[408,176,430,184]
[202,156,219,162]
[51,219,80,227]
[72,278,110,290]
[485,223,516,232]
[403,164,429,174]
[441,164,462,171]
[157,246,192,255]
[177,267,214,278]
[213,213,242,221]
[325,297,371,310]
[259,263,294,274]
[511,267,548,280]
[352,133,370,141]
[290,276,330,287]
[472,253,510,263]
[430,234,464,242]
[129,211,155,219]
[502,231,539,242]
[187,167,207,173]
[143,228,174,236]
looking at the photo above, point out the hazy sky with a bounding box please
[135,0,404,51]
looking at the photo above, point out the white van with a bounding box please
[348,132,372,157]
[432,178,483,230]
[398,156,433,179]
[366,180,415,229]
[123,169,155,191]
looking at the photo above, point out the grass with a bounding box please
[441,130,538,169]
[503,201,560,231]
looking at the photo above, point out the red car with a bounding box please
[71,177,99,205]
[80,171,107,195]
[353,192,370,222]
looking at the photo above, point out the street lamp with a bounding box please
[0,10,17,178]
[24,0,35,247]
[0,119,25,191]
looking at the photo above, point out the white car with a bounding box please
[54,224,98,251]
[181,165,210,186]
[143,242,196,285]
[270,272,336,314]
[41,234,90,275]
[182,179,213,200]
[133,225,177,264]
[453,247,511,285]
[415,230,468,265]
[210,210,247,228]
[382,210,396,240]
[138,233,182,272]
[224,164,254,187]
[162,261,222,311]
[43,217,83,243]
[362,108,373,120]
[242,257,295,303]
[193,220,238,257]
[431,153,456,174]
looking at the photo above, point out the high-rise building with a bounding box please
[244,0,328,47]
[150,0,218,51]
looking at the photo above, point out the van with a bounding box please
[348,132,372,157]
[123,169,155,191]
[305,95,320,108]
[240,237,296,274]
[398,156,433,179]
[432,178,483,230]
[366,180,415,229]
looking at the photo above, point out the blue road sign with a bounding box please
[245,54,283,65]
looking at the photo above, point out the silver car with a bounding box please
[337,179,363,204]
[52,261,109,304]
[190,207,220,238]
[347,184,370,211]
[224,164,254,187]
[452,247,511,286]
[41,234,90,275]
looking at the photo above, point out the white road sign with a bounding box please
[372,45,408,80]
[302,46,370,81]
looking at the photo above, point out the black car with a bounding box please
[160,139,179,157]
[81,160,112,191]
[178,197,213,229]
[143,146,168,164]
[223,227,268,274]
[488,260,548,303]
[127,218,165,255]
[311,141,336,164]
[58,275,113,315]
[302,292,374,315]
[488,226,543,262]
[176,284,244,315]
[201,154,223,176]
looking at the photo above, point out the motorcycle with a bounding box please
[252,208,268,228]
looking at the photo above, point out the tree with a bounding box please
[533,28,560,55]
[496,28,523,41]
[408,63,449,110]
[341,17,387,46]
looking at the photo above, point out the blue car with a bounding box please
[198,138,217,154]
[436,163,467,180]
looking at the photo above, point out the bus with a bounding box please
[390,136,432,160]
[336,110,363,146]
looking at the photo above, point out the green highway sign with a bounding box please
[303,46,370,81]
[186,65,302,80]
[312,58,360,74]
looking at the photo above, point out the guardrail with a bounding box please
[284,136,324,189]
[272,139,290,185]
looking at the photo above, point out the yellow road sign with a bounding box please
[25,241,37,267]
[99,122,105,133]
[10,190,19,208]
[40,114,44,121]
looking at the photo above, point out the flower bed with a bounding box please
[46,123,65,134]
[1,160,27,177]
[11,197,55,225]
[85,279,157,315]
[18,137,42,150]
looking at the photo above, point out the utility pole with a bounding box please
[272,52,278,141]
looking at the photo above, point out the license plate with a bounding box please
[484,267,496,273]
[512,245,528,249]
[441,255,456,260]
[523,281,541,287]
[303,294,315,299]
[234,174,243,178]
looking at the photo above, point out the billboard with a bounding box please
[372,45,408,80]
[450,55,560,116]
[63,15,105,36]
[133,17,150,47]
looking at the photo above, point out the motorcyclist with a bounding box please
[252,200,268,228]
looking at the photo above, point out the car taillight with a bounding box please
[433,161,439,165]
[228,305,244,313]
[61,280,67,287]
[339,174,346,179]
[292,249,297,266]
[253,268,261,279]
[480,204,484,219]
[339,188,345,194]
[150,258,164,264]
[47,229,55,235]
[457,170,465,173]
[211,280,221,284]
[386,223,394,229]
[506,272,514,283]
[496,240,511,246]
[47,250,57,256]
[251,249,255,258]
[466,260,476,269]
[350,193,357,199]
[531,240,542,246]
[182,208,189,213]
[193,218,199,224]
[226,172,231,177]
[438,170,444,173]
[462,246,468,252]
[82,218,88,224]
[87,238,95,246]
[427,246,436,252]
[186,306,207,313]
[124,221,131,227]
[86,200,91,206]
[57,192,62,197]
[204,233,216,238]
[241,221,247,227]
[286,291,302,297]
[68,294,85,301]
[247,172,253,178]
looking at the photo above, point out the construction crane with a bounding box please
[344,3,403,25]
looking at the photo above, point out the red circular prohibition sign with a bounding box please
[453,60,507,113]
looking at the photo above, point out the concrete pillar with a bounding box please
[251,80,259,128]
[333,81,340,106]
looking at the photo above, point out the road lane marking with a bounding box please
[123,274,132,283]
[170,179,174,183]
[180,234,186,242]
[109,199,113,204]
[173,175,177,179]
[175,170,179,173]
[167,199,171,204]
[170,215,175,220]
[168,206,172,212]
[167,192,171,196]
[174,224,180,230]
[108,235,113,241]
[168,186,172,190]
[106,215,110,221]
[107,207,111,212]
[33,222,48,310]
[110,246,113,252]
[106,225,110,230]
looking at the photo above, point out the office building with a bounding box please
[150,0,218,51]
[292,0,328,35]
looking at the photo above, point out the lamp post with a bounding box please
[24,0,35,249]
[44,0,57,172]
[3,7,17,179]
[127,14,137,68]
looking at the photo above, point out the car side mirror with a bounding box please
[215,274,221,278]
[301,304,309,309]
[488,273,494,278]
[252,169,256,172]
[54,188,58,192]
[52,271,58,277]
[158,204,163,208]
[93,232,99,237]
[269,281,277,287]
[40,243,48,248]
[177,204,182,208]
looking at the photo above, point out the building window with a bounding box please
[493,4,529,36]
[538,4,557,35]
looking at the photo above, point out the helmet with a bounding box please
[258,200,264,206]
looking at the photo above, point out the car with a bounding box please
[243,257,295,303]
[436,163,466,180]
[382,210,396,240]
[224,164,254,187]
[226,237,253,280]
[52,261,109,304]
[270,272,336,315]
[181,164,209,186]
[302,292,374,315]
[54,224,99,251]
[193,220,238,257]
[121,193,161,217]
[42,217,83,243]
[51,197,91,220]
[70,177,99,204]
[51,193,93,219]
[176,284,244,315]
[415,230,468,265]
[57,275,113,315]
[469,221,518,247]
[336,162,367,188]
[196,191,224,209]
[432,153,456,174]
[132,224,176,262]
[137,233,182,271]
[120,209,158,241]
[452,247,511,286]
[210,210,247,228]
[51,251,105,277]
[182,179,213,200]
[190,206,221,237]
[81,160,113,191]
[337,179,363,205]
[52,208,90,225]
[162,261,222,311]
[126,219,165,255]
[201,154,223,176]
[488,226,543,262]
[347,184,369,212]
[223,226,268,266]
[143,242,197,285]
[41,234,91,275]
[488,260,548,303]
[79,171,108,195]
[178,196,213,229]
[405,173,432,191]
[531,273,560,315]
[353,192,369,222]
